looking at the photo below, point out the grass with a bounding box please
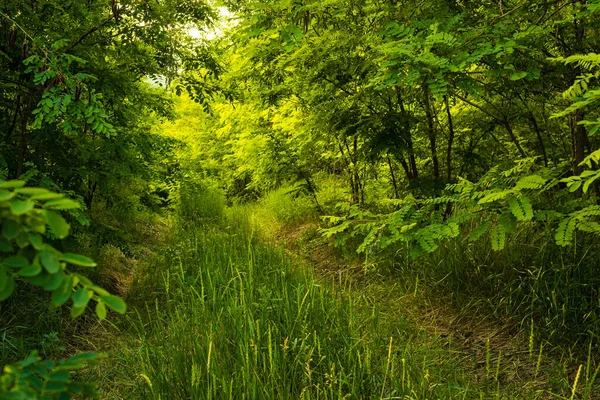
[3,186,599,398]
[88,192,472,398]
[78,189,599,399]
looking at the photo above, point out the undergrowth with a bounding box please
[81,188,598,399]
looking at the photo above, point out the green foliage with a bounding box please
[322,156,600,257]
[3,0,600,396]
[552,53,600,135]
[0,351,105,399]
[0,181,125,316]
[0,181,126,399]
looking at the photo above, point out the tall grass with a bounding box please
[81,189,600,399]
[382,221,600,345]
[95,190,518,399]
[249,186,318,238]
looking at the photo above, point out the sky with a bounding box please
[188,7,236,41]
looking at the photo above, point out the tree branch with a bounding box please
[66,16,114,52]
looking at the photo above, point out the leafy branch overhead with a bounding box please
[322,156,600,257]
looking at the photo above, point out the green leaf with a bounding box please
[51,275,73,307]
[40,249,61,274]
[0,266,7,292]
[18,263,42,277]
[2,219,20,239]
[0,180,25,189]
[90,285,109,296]
[16,231,29,248]
[45,382,68,392]
[490,224,506,251]
[509,196,533,221]
[44,198,81,210]
[582,172,600,193]
[49,370,71,382]
[60,253,97,267]
[4,255,29,268]
[72,288,92,308]
[27,272,50,287]
[100,295,127,314]
[568,180,583,192]
[15,188,51,195]
[555,217,576,246]
[30,193,65,201]
[0,238,12,252]
[0,275,15,301]
[43,271,64,291]
[478,190,513,204]
[70,304,86,318]
[70,352,103,362]
[0,237,12,252]
[10,200,35,215]
[28,233,43,250]
[515,175,547,190]
[95,301,107,320]
[510,71,528,80]
[20,352,41,367]
[0,190,14,201]
[43,210,70,239]
[469,221,492,242]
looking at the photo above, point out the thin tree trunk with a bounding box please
[397,154,412,180]
[422,82,440,180]
[352,136,364,205]
[444,96,456,181]
[502,117,527,158]
[339,139,359,204]
[396,88,419,181]
[7,96,21,139]
[387,155,399,198]
[409,152,418,181]
[570,112,588,175]
[454,92,527,158]
[527,112,548,167]
[85,181,97,209]
[16,89,34,179]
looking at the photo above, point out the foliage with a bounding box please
[322,155,600,258]
[552,53,600,135]
[0,180,125,399]
[1,352,105,399]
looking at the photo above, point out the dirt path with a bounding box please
[274,222,555,394]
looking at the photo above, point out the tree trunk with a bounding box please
[409,152,418,181]
[570,112,588,175]
[387,154,399,198]
[502,117,527,159]
[6,96,21,140]
[422,82,440,180]
[85,180,98,210]
[444,96,456,182]
[16,89,34,179]
[527,112,548,167]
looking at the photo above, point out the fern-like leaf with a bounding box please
[509,195,534,221]
[490,224,506,251]
[577,221,600,233]
[499,212,518,233]
[415,232,438,253]
[555,218,576,246]
[478,190,513,204]
[515,175,547,190]
[469,221,492,242]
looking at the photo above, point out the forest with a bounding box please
[1,0,600,398]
